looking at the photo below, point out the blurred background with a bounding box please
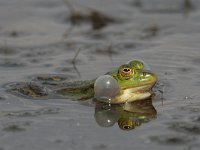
[0,0,200,150]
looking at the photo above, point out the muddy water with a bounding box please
[0,0,200,150]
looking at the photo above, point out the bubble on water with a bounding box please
[94,75,120,103]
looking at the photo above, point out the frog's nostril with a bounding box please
[143,72,147,76]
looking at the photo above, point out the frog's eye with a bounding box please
[118,65,134,80]
[122,125,132,130]
[128,60,151,70]
[118,118,135,131]
[128,60,144,70]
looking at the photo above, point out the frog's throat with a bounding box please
[111,84,153,104]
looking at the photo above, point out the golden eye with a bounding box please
[128,60,144,70]
[118,118,135,131]
[118,65,134,80]
[123,125,131,130]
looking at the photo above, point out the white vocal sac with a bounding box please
[94,75,120,103]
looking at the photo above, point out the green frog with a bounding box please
[6,60,157,103]
[56,60,157,104]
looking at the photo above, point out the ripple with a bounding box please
[4,107,60,118]
[168,122,200,135]
[0,60,26,68]
[149,133,195,145]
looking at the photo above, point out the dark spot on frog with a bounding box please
[37,75,65,81]
[6,82,48,99]
[31,74,74,87]
[62,84,93,95]
[56,82,94,100]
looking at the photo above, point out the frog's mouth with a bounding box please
[124,83,156,94]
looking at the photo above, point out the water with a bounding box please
[0,0,200,150]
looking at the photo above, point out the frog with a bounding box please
[55,60,157,104]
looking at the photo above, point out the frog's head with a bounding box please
[112,60,157,98]
[114,60,157,90]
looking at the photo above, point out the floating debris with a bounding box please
[70,11,116,30]
[65,0,116,30]
[141,25,159,39]
[3,124,25,132]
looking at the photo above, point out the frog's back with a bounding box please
[55,79,95,100]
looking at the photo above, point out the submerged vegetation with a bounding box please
[64,0,116,30]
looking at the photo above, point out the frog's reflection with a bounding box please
[94,99,157,131]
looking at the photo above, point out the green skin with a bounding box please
[56,60,157,103]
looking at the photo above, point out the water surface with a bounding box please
[0,0,200,150]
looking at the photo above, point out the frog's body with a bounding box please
[56,60,157,103]
[6,60,157,103]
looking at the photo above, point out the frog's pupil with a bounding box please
[123,125,131,129]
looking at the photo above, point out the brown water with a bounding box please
[0,0,200,150]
